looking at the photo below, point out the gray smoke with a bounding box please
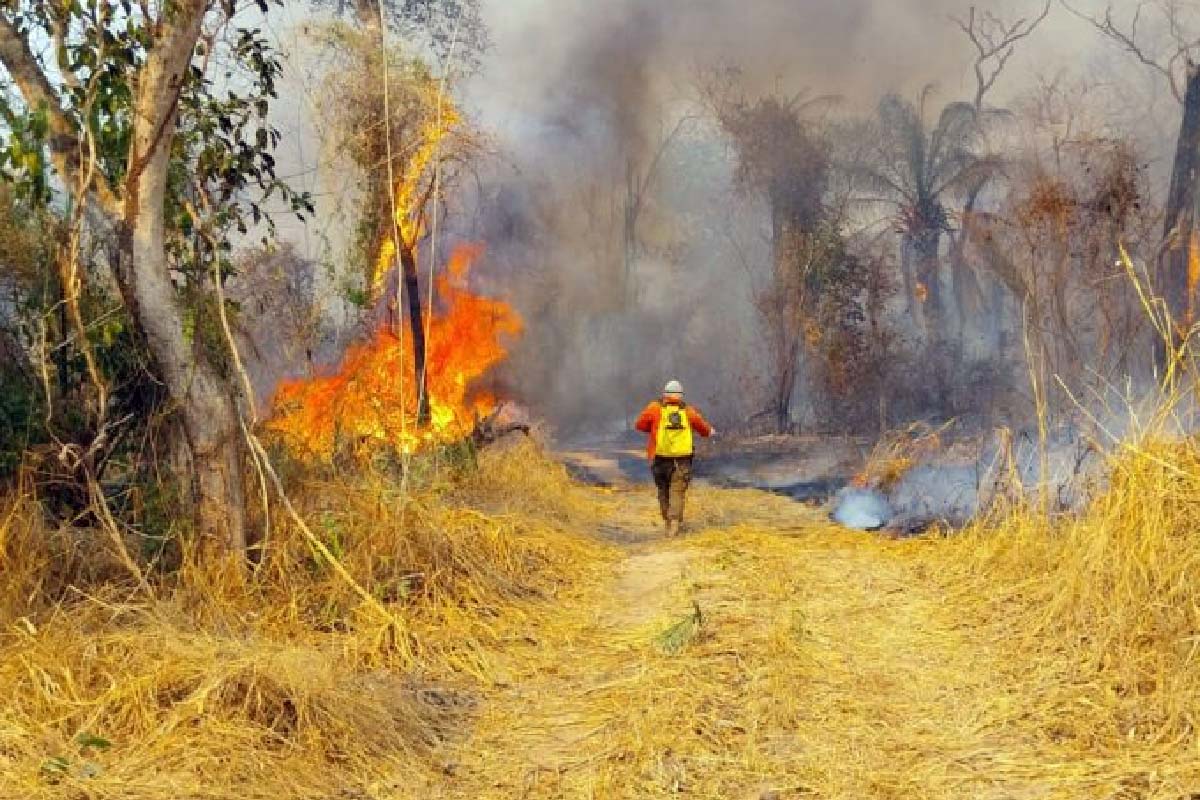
[455,0,1137,438]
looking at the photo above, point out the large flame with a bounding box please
[269,244,523,458]
[267,93,522,459]
[369,100,462,301]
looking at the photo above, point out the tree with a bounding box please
[968,132,1154,409]
[949,2,1050,352]
[705,72,841,430]
[0,0,309,554]
[312,23,482,426]
[1065,0,1200,366]
[309,0,485,424]
[849,89,998,349]
[953,1,1052,112]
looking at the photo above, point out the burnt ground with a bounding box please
[556,432,867,503]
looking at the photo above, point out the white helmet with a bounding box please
[663,379,684,395]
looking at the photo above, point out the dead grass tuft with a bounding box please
[943,433,1200,767]
[0,439,613,799]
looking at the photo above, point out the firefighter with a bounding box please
[634,380,715,537]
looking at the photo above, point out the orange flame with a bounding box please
[1188,229,1200,328]
[269,245,523,458]
[370,100,463,302]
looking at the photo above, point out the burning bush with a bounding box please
[268,245,522,459]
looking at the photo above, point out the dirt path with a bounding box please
[433,487,1047,799]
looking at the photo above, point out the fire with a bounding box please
[369,101,462,301]
[267,92,521,459]
[268,244,523,458]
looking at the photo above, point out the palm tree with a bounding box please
[850,87,998,347]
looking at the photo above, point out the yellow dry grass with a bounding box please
[4,434,1200,799]
[0,441,615,799]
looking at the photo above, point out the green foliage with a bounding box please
[0,0,312,515]
[0,0,315,297]
[0,104,50,203]
[0,363,41,480]
[39,731,112,784]
[304,511,347,577]
[132,476,188,563]
[656,601,704,655]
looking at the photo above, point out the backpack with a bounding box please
[655,402,694,457]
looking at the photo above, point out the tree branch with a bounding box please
[952,1,1051,110]
[0,14,121,214]
[1061,0,1185,102]
[124,0,209,192]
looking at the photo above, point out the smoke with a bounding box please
[469,0,1005,179]
[253,0,1185,442]
[458,0,1054,437]
[418,0,1172,440]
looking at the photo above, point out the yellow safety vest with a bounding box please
[655,402,694,457]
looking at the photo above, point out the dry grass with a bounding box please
[935,435,1200,792]
[853,421,949,489]
[6,428,1200,799]
[436,444,1200,798]
[0,440,615,800]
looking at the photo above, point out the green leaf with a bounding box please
[75,732,112,751]
[655,602,704,655]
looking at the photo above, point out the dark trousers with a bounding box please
[651,455,693,523]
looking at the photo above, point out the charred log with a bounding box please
[470,406,531,448]
[398,243,432,425]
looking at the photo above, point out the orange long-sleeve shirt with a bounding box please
[634,399,713,460]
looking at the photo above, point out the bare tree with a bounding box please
[1065,0,1200,358]
[947,3,1050,357]
[622,112,696,303]
[703,73,838,430]
[953,1,1053,112]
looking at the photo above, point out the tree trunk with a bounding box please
[899,236,920,338]
[990,276,1008,357]
[767,211,803,433]
[913,228,943,347]
[907,227,945,347]
[0,2,248,554]
[399,243,431,425]
[948,189,985,361]
[120,0,247,553]
[1159,64,1200,369]
[772,339,799,433]
[623,156,637,304]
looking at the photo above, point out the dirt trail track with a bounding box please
[425,485,1065,800]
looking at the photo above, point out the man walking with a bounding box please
[635,380,715,537]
